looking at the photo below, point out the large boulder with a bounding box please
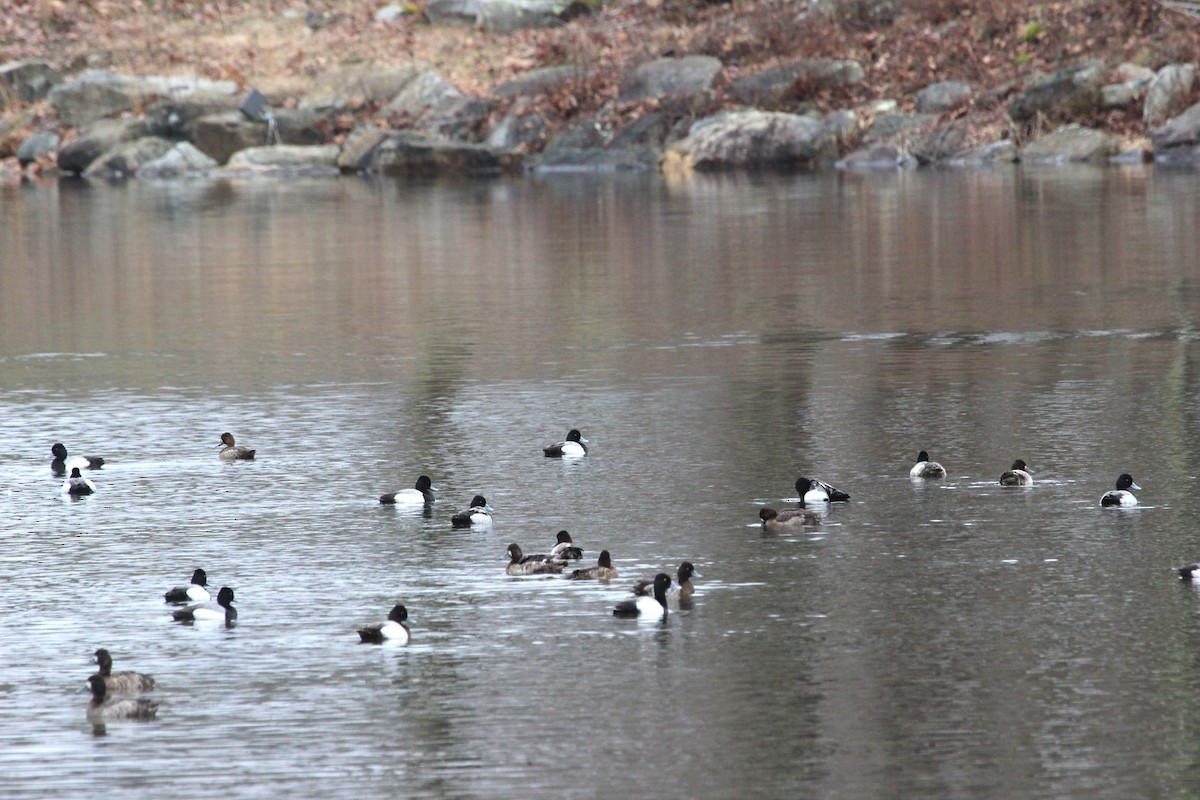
[299,63,428,111]
[427,0,588,31]
[191,111,270,164]
[1150,101,1200,165]
[0,60,63,109]
[1143,64,1196,127]
[662,109,836,171]
[1020,124,1117,164]
[1007,60,1104,123]
[835,143,913,170]
[83,136,176,178]
[382,70,463,120]
[144,94,240,139]
[339,129,521,175]
[863,111,938,141]
[48,71,237,127]
[914,80,972,113]
[619,55,722,103]
[57,118,145,173]
[485,103,555,151]
[727,59,863,108]
[946,139,1018,165]
[138,142,218,178]
[492,65,581,98]
[224,144,341,174]
[534,111,675,171]
[16,129,60,165]
[909,123,971,164]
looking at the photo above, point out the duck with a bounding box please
[543,428,588,458]
[86,674,158,722]
[450,495,493,528]
[356,604,411,644]
[380,475,437,505]
[505,543,564,576]
[92,649,155,694]
[548,530,583,561]
[633,561,701,602]
[163,568,210,605]
[795,476,849,503]
[759,507,823,529]
[567,550,618,581]
[171,586,237,625]
[62,467,96,496]
[909,450,947,479]
[1100,473,1141,507]
[217,432,256,460]
[999,459,1034,486]
[1178,563,1200,581]
[613,573,671,618]
[51,443,104,475]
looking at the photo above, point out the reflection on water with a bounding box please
[3,167,1200,798]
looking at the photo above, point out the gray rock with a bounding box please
[48,71,237,127]
[144,94,240,138]
[1150,101,1200,152]
[382,70,463,119]
[909,123,970,164]
[534,112,675,171]
[0,60,63,109]
[138,142,218,178]
[1100,81,1144,110]
[663,109,836,171]
[914,80,972,113]
[415,95,496,142]
[342,130,521,175]
[374,4,411,23]
[16,129,60,165]
[427,0,482,25]
[493,65,581,98]
[619,55,722,103]
[1020,124,1117,164]
[427,0,585,31]
[727,59,863,108]
[863,111,938,141]
[1116,63,1154,83]
[822,109,860,147]
[191,111,270,165]
[83,136,175,178]
[1008,60,1104,123]
[270,107,342,146]
[835,143,908,170]
[57,118,145,173]
[337,128,393,171]
[1144,63,1196,127]
[300,63,428,111]
[946,139,1018,165]
[224,144,341,173]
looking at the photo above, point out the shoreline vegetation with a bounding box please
[1,0,1199,178]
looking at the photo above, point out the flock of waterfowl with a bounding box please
[71,427,698,725]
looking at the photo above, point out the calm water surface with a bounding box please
[4,167,1200,798]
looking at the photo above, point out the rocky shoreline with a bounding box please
[2,4,1200,180]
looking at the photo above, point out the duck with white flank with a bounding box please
[795,476,850,503]
[613,573,671,618]
[62,467,96,496]
[1100,473,1141,507]
[999,459,1034,486]
[51,442,104,475]
[171,586,237,626]
[380,475,436,505]
[356,604,411,644]
[217,432,256,460]
[451,495,493,528]
[543,429,588,458]
[164,568,210,605]
[909,450,947,479]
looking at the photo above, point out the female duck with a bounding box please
[356,604,410,644]
[613,573,671,618]
[1100,473,1141,507]
[999,459,1034,486]
[567,550,618,581]
[217,432,256,460]
[451,495,493,528]
[759,507,822,530]
[795,476,849,503]
[171,586,237,626]
[86,674,158,722]
[92,649,155,694]
[909,450,947,479]
[380,475,437,505]
[543,429,588,458]
[51,443,104,474]
[164,568,210,605]
[63,467,96,496]
[634,561,701,602]
[505,543,564,576]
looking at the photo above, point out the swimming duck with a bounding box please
[633,561,701,602]
[62,467,96,496]
[171,586,237,625]
[909,450,947,479]
[505,543,564,576]
[548,530,583,561]
[450,495,493,528]
[759,507,823,529]
[543,429,588,458]
[86,674,158,722]
[999,459,1034,486]
[380,475,437,505]
[795,476,849,503]
[163,569,210,605]
[1100,473,1141,507]
[217,432,256,460]
[613,573,671,618]
[356,604,411,644]
[51,443,104,475]
[567,550,618,581]
[1178,563,1200,581]
[92,649,155,694]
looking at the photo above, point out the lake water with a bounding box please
[3,165,1200,798]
